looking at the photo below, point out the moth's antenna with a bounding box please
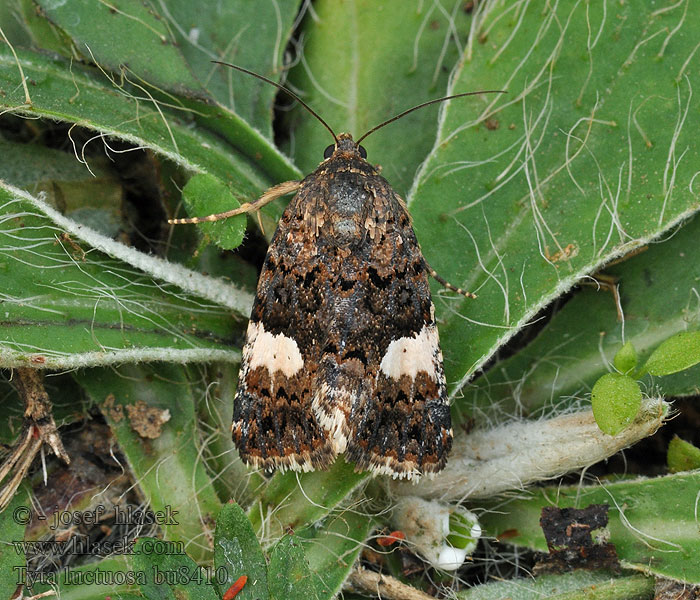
[356,90,506,145]
[213,61,338,144]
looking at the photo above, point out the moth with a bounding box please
[172,64,496,479]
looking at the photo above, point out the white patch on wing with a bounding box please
[313,384,349,453]
[246,321,304,377]
[379,324,440,381]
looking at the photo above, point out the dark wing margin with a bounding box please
[232,320,335,473]
[345,310,453,479]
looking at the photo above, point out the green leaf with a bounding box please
[478,472,700,583]
[182,174,246,250]
[0,184,243,368]
[0,486,28,599]
[591,373,642,435]
[268,536,320,600]
[286,0,471,196]
[0,36,299,239]
[462,213,700,425]
[161,0,299,135]
[456,572,654,600]
[32,556,140,599]
[11,3,300,231]
[409,1,700,400]
[36,0,299,137]
[36,0,209,99]
[196,363,264,506]
[133,537,218,600]
[214,502,268,600]
[297,509,372,600]
[0,45,292,203]
[447,509,480,553]
[667,436,700,474]
[613,342,638,375]
[0,0,33,47]
[78,364,222,564]
[247,458,367,543]
[0,137,124,235]
[5,0,74,55]
[643,331,700,376]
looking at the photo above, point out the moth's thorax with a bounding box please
[298,133,391,247]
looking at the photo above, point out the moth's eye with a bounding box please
[323,144,335,159]
[358,145,367,159]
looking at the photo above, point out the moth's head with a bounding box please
[323,132,367,161]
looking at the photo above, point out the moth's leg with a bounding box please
[168,180,301,225]
[0,368,70,510]
[393,192,476,299]
[423,259,477,299]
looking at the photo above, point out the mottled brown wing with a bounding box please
[299,161,452,479]
[231,185,335,473]
[337,196,452,479]
[345,317,453,478]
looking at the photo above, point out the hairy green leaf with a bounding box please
[667,436,700,474]
[160,0,299,135]
[297,509,372,600]
[614,341,638,375]
[479,472,700,583]
[133,538,217,600]
[196,363,264,506]
[248,458,367,543]
[462,199,700,425]
[0,184,243,368]
[214,502,268,600]
[33,556,139,599]
[79,364,222,563]
[456,571,653,600]
[409,2,700,402]
[268,536,320,600]
[182,173,246,250]
[36,0,207,98]
[286,0,472,196]
[0,487,28,599]
[591,373,642,435]
[0,45,294,204]
[643,331,700,376]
